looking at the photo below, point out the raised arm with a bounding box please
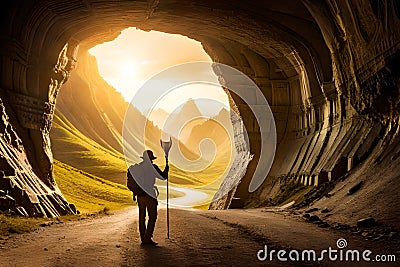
[153,163,169,180]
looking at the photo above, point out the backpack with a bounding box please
[127,166,145,197]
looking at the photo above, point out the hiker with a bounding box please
[128,150,169,245]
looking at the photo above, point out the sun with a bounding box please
[120,63,137,79]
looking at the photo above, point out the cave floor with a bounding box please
[1,207,398,266]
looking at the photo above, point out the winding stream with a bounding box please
[157,185,210,207]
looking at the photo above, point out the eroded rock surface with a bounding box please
[0,97,73,216]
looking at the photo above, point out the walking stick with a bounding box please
[160,137,172,239]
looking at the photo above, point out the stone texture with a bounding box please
[357,217,377,228]
[0,97,73,216]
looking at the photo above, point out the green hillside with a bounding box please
[52,111,127,185]
[53,160,185,214]
[53,109,224,189]
[54,160,133,213]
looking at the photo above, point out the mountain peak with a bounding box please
[160,98,203,138]
[146,108,169,129]
[177,98,202,117]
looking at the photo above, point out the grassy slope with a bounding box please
[0,160,131,236]
[54,160,184,213]
[0,159,132,237]
[53,160,134,214]
[52,110,218,188]
[0,215,50,236]
[52,111,128,185]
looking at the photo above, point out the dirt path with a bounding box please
[1,207,398,266]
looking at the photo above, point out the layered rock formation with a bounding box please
[0,1,399,227]
[0,96,73,217]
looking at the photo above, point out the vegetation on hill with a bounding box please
[53,160,133,214]
[52,112,127,184]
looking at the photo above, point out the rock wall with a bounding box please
[207,1,400,215]
[0,95,73,216]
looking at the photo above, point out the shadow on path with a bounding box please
[122,208,289,267]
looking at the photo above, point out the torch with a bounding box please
[160,137,172,239]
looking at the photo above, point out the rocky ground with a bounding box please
[0,207,398,266]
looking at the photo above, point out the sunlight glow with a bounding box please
[89,27,229,117]
[120,63,137,78]
[92,28,237,208]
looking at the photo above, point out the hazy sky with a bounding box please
[89,28,229,116]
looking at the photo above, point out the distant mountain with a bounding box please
[184,109,233,150]
[163,98,204,139]
[212,108,232,130]
[181,108,232,146]
[146,101,233,145]
[146,108,169,129]
[145,102,234,168]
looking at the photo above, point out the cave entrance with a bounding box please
[1,1,337,217]
[52,27,246,211]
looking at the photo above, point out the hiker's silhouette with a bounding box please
[128,150,169,245]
